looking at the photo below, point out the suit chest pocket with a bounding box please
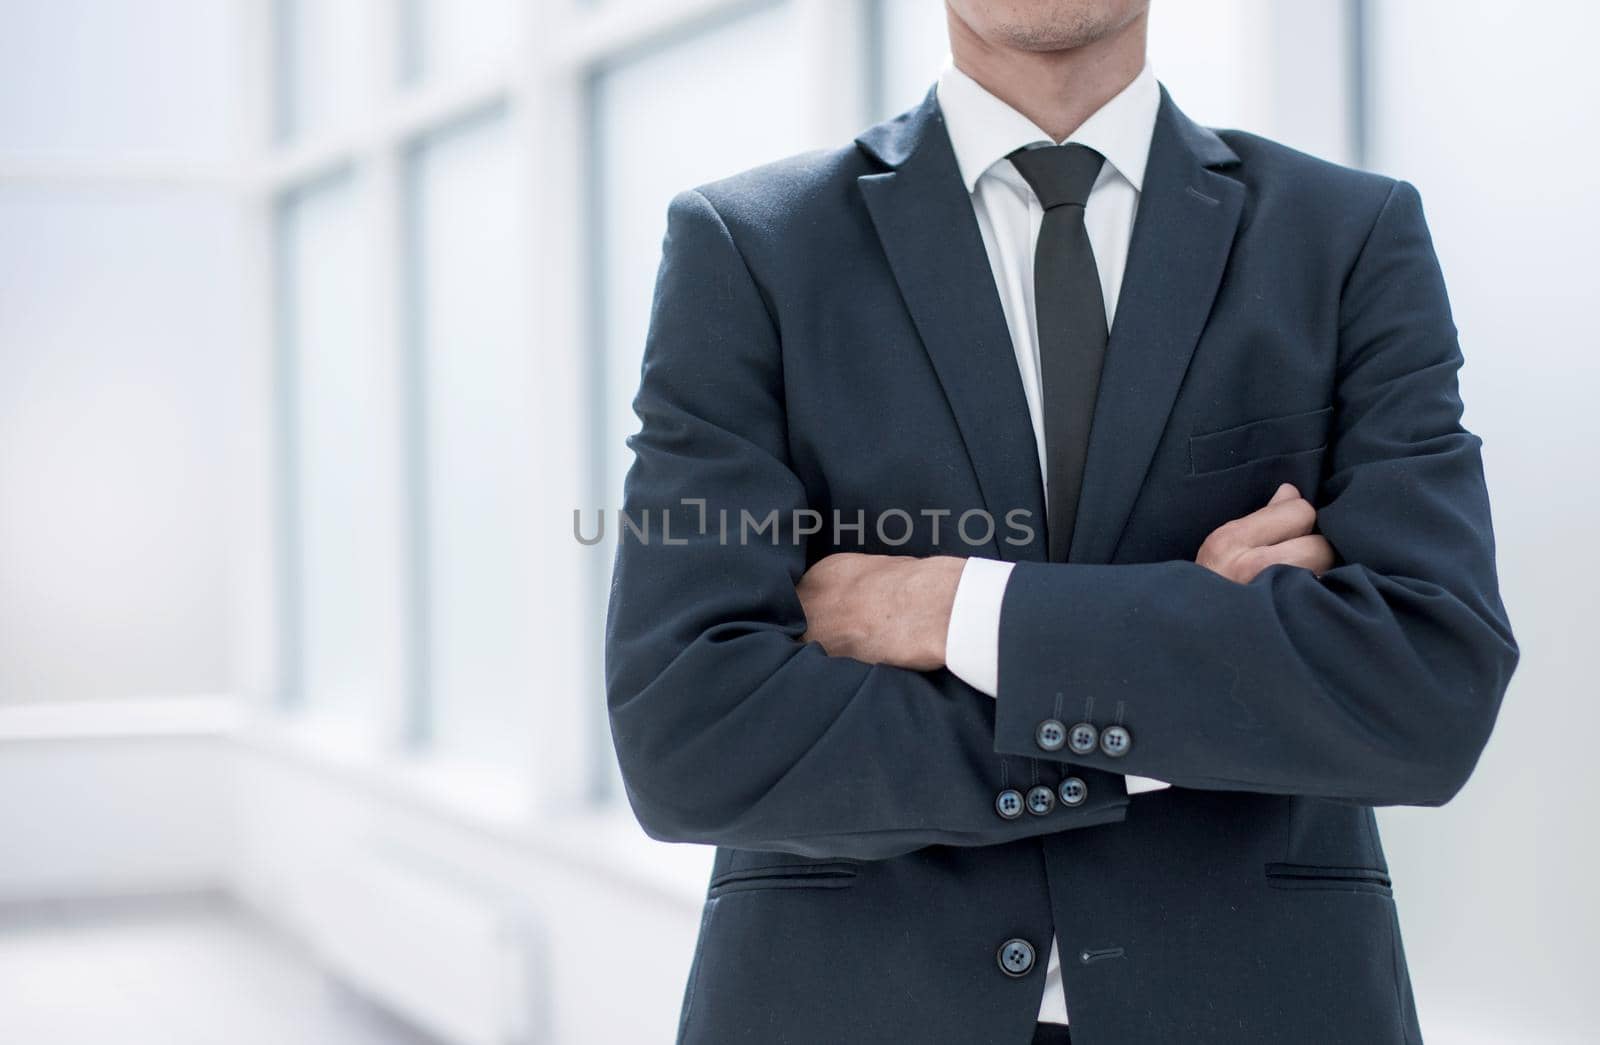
[1188,405,1333,476]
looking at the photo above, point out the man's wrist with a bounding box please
[912,555,967,667]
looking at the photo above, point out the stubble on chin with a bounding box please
[979,2,1143,54]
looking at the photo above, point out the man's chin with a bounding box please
[988,21,1111,53]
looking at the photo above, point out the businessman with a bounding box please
[606,1,1517,1041]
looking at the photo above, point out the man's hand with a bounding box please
[1196,483,1335,584]
[797,484,1330,669]
[797,552,965,670]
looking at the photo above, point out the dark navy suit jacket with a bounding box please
[605,84,1517,1044]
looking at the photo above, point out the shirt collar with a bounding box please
[935,58,1160,194]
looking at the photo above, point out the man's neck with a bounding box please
[946,8,1149,142]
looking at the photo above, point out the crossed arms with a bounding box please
[604,184,1518,861]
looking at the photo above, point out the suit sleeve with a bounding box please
[605,189,1129,860]
[992,179,1519,806]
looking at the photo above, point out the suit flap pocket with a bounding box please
[1265,862,1392,895]
[708,860,859,896]
[1189,406,1333,475]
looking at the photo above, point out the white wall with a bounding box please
[0,718,235,902]
[1149,0,1354,163]
[1364,4,1600,1041]
[0,0,240,163]
[0,0,247,704]
[227,735,707,1044]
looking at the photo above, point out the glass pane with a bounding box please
[278,171,400,726]
[874,0,951,120]
[406,108,535,771]
[275,0,378,141]
[402,0,519,84]
[592,0,812,504]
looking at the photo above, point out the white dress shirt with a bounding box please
[933,58,1169,1025]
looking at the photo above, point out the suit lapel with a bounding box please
[1068,88,1244,564]
[856,91,1049,563]
[853,86,1243,566]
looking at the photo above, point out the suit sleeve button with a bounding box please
[1058,776,1087,806]
[1025,785,1057,815]
[1035,719,1067,752]
[1067,722,1099,755]
[1100,725,1131,757]
[995,789,1025,820]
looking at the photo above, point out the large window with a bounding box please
[270,3,530,772]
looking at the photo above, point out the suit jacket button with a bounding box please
[997,938,1036,977]
[1067,722,1099,755]
[1035,719,1066,752]
[1100,725,1132,757]
[995,789,1024,820]
[1025,785,1056,815]
[1059,776,1087,807]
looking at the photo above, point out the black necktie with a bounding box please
[1008,143,1108,563]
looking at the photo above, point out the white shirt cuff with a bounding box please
[1124,775,1171,794]
[944,556,1013,698]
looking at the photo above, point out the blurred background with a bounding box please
[0,0,1594,1042]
